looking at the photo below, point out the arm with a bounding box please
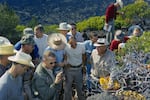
[32,75,59,100]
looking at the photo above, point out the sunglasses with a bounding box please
[49,62,57,65]
[71,27,76,30]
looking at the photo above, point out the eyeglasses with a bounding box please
[49,62,57,65]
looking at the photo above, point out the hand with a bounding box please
[82,65,86,74]
[58,62,65,67]
[54,71,63,84]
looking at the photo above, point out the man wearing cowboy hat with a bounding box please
[0,51,35,100]
[19,34,38,100]
[104,0,124,43]
[45,33,67,75]
[91,38,118,89]
[0,36,16,77]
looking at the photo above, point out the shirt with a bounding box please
[0,71,24,100]
[34,34,48,58]
[105,3,117,23]
[65,43,85,66]
[91,49,117,79]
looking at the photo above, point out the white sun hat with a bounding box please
[94,38,109,47]
[8,51,35,68]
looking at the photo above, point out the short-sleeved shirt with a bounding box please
[65,43,85,66]
[91,49,116,79]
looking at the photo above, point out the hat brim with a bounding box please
[8,56,35,68]
[48,33,67,50]
[94,42,109,47]
[57,28,69,31]
[49,42,66,50]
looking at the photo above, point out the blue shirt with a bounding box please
[15,41,40,60]
[45,46,65,63]
[0,71,24,100]
[84,40,96,60]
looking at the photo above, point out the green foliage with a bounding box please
[77,1,150,32]
[0,4,20,44]
[15,25,26,36]
[117,1,150,27]
[44,25,58,35]
[77,16,105,32]
[27,16,39,28]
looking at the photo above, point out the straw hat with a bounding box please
[94,38,109,47]
[57,22,71,31]
[48,33,67,50]
[0,36,16,55]
[8,51,35,68]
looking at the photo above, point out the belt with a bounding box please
[69,64,82,68]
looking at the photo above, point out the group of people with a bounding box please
[0,0,145,100]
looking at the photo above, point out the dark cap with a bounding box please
[20,34,35,45]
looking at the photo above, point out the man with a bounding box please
[32,50,63,100]
[57,22,70,37]
[83,31,98,95]
[0,52,35,100]
[19,34,36,100]
[67,23,84,42]
[105,0,123,43]
[15,27,40,65]
[34,24,48,59]
[45,33,67,75]
[64,37,86,100]
[91,38,117,89]
[0,36,16,77]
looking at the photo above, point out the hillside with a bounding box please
[1,0,149,24]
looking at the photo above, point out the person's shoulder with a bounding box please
[43,34,48,38]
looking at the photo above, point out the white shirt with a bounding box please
[34,34,48,58]
[65,43,85,66]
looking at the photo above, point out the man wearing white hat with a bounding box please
[0,52,34,100]
[91,38,118,89]
[0,36,16,77]
[104,0,124,43]
[57,22,70,35]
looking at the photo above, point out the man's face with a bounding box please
[34,29,43,38]
[0,54,14,66]
[17,64,29,75]
[24,44,34,54]
[69,38,77,48]
[44,56,56,70]
[96,45,107,55]
[91,34,98,43]
[70,25,76,34]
